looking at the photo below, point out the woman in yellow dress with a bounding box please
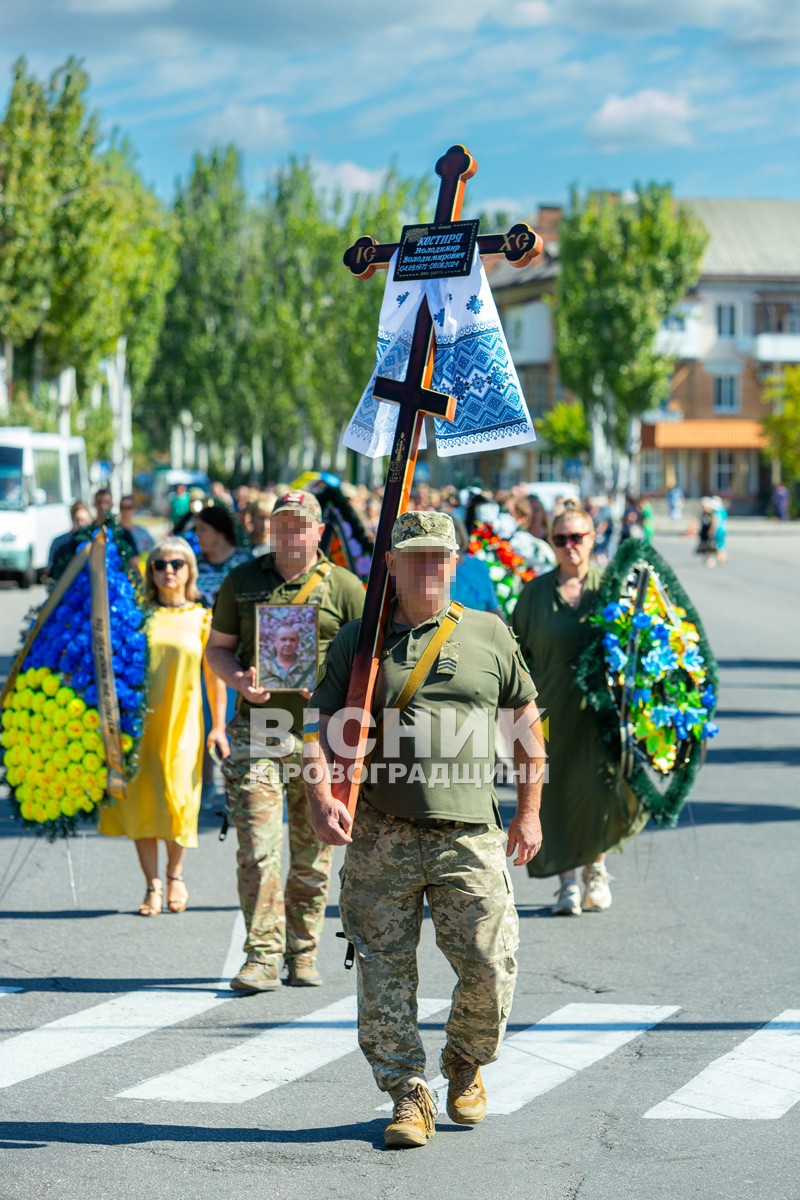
[99,537,229,915]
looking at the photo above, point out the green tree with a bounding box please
[0,59,54,392]
[762,367,800,484]
[553,185,707,495]
[145,145,253,448]
[254,160,432,475]
[43,61,176,390]
[536,400,590,459]
[1,56,176,439]
[149,153,431,480]
[101,140,178,396]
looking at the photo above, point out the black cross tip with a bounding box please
[435,144,477,184]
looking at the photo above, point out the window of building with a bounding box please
[504,311,525,352]
[716,305,736,338]
[68,452,83,503]
[32,449,62,504]
[713,451,735,493]
[662,311,686,331]
[535,451,561,482]
[787,302,800,334]
[640,450,663,494]
[519,365,549,418]
[713,376,740,413]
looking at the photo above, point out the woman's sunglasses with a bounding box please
[553,532,589,548]
[153,558,187,572]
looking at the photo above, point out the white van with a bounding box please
[0,428,89,587]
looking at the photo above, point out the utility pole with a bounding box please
[104,337,129,506]
[0,354,9,420]
[57,367,76,439]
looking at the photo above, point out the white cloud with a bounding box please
[191,103,289,153]
[65,0,175,11]
[725,10,800,67]
[465,196,532,220]
[505,1,553,26]
[586,89,693,150]
[312,159,388,199]
[553,0,748,35]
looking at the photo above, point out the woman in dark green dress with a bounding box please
[511,501,642,915]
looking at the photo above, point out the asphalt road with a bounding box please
[0,527,798,1200]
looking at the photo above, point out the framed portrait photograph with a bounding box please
[255,604,320,692]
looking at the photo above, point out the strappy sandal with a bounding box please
[166,875,189,914]
[139,879,163,917]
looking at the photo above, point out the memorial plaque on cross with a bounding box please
[332,143,543,816]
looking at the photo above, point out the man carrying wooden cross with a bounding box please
[304,509,545,1147]
[304,144,545,1144]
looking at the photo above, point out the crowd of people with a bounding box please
[31,471,726,1148]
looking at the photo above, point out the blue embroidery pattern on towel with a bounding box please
[432,321,528,451]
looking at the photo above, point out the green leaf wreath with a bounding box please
[575,538,719,826]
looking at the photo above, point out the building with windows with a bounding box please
[474,197,800,510]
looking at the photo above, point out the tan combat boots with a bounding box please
[384,1084,437,1148]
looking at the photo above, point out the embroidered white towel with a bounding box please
[342,249,535,458]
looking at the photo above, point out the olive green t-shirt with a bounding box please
[311,604,537,823]
[211,551,365,734]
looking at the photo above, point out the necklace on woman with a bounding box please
[159,599,191,609]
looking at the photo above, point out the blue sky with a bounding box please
[2,0,799,216]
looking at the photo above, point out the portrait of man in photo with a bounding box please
[255,605,319,692]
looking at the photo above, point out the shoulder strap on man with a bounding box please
[362,600,463,780]
[292,561,333,605]
[389,600,464,714]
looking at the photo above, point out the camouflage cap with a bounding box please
[391,510,458,552]
[271,489,323,523]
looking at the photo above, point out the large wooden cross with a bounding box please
[332,143,542,816]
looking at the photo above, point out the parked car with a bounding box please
[0,428,89,588]
[150,468,211,518]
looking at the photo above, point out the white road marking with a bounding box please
[118,996,450,1104]
[645,1010,800,1120]
[378,1003,679,1115]
[0,988,232,1090]
[0,911,245,1090]
[219,911,247,985]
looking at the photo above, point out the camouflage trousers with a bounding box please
[222,716,334,967]
[339,799,519,1101]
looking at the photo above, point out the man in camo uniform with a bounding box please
[206,490,364,992]
[304,511,545,1148]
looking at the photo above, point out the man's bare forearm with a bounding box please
[205,644,246,689]
[303,720,352,846]
[514,702,545,816]
[304,735,334,810]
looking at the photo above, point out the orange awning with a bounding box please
[641,419,767,451]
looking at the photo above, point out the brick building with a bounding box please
[463,197,800,511]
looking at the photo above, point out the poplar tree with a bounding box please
[0,61,53,390]
[554,184,707,495]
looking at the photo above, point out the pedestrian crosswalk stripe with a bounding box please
[218,910,247,985]
[117,996,450,1104]
[0,988,233,1091]
[644,1010,800,1120]
[378,1003,679,1116]
[0,909,249,1091]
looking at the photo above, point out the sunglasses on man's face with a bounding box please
[153,559,187,572]
[553,531,589,548]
